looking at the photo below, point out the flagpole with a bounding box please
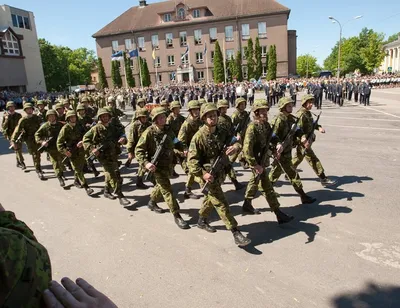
[155,62,158,89]
[223,40,227,84]
[137,52,143,89]
[188,42,192,85]
[123,54,128,88]
[205,48,209,83]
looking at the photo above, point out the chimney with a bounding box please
[139,0,147,7]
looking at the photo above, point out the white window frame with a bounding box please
[226,49,234,60]
[196,52,204,63]
[169,72,176,81]
[241,24,250,40]
[193,9,200,18]
[258,22,267,38]
[151,35,159,49]
[197,71,205,80]
[209,27,217,43]
[112,40,119,52]
[225,26,233,42]
[194,29,202,45]
[12,14,30,29]
[166,33,173,48]
[180,31,187,47]
[154,56,161,68]
[261,46,267,58]
[262,65,267,77]
[242,66,248,80]
[177,8,185,19]
[125,39,132,50]
[2,31,20,56]
[164,13,171,22]
[138,37,145,51]
[168,55,175,66]
[181,53,189,65]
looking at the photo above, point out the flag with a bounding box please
[129,49,139,58]
[152,47,156,60]
[203,43,207,56]
[111,50,123,61]
[181,45,189,60]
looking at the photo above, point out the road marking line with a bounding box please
[322,116,400,122]
[361,106,400,119]
[323,124,400,131]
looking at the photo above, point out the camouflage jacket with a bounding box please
[218,114,233,134]
[166,113,185,137]
[34,121,64,151]
[243,121,279,168]
[135,124,182,169]
[1,112,22,140]
[36,109,47,123]
[127,120,151,153]
[11,115,41,142]
[178,116,202,150]
[57,123,85,157]
[271,112,303,155]
[78,114,95,133]
[0,211,52,307]
[231,109,249,139]
[187,125,241,178]
[296,107,321,140]
[56,112,66,124]
[85,106,96,119]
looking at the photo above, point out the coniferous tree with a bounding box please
[236,51,243,82]
[246,38,255,80]
[140,58,151,87]
[97,57,108,89]
[254,37,263,79]
[213,41,225,83]
[267,45,277,80]
[124,52,135,88]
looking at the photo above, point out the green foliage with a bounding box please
[140,57,151,87]
[39,39,96,91]
[360,32,386,73]
[97,57,108,89]
[254,37,262,79]
[111,60,122,88]
[267,45,277,80]
[123,52,135,88]
[297,54,319,77]
[385,32,400,44]
[246,38,255,80]
[213,41,225,83]
[236,51,243,82]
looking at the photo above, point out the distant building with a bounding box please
[0,4,46,92]
[93,0,297,87]
[380,34,400,74]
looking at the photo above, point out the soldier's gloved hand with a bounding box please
[43,277,117,308]
[92,148,100,157]
[236,134,241,141]
[276,143,284,154]
[11,142,17,150]
[77,141,83,148]
[203,173,214,183]
[254,164,264,175]
[65,151,72,158]
[225,146,237,156]
[42,141,48,147]
[318,127,326,134]
[118,137,126,145]
[146,162,156,172]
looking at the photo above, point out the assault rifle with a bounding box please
[144,134,167,181]
[278,116,300,155]
[235,112,250,137]
[9,130,24,149]
[38,137,53,153]
[87,144,105,163]
[253,122,276,185]
[306,111,322,146]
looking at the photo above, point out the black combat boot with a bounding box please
[184,187,201,199]
[74,178,82,189]
[83,184,94,196]
[20,162,26,170]
[88,161,100,177]
[295,188,316,204]
[242,199,261,215]
[117,192,130,207]
[104,186,116,200]
[232,179,244,191]
[197,217,216,233]
[231,228,251,247]
[16,161,22,168]
[124,158,132,168]
[136,176,149,189]
[36,169,45,181]
[274,208,294,224]
[172,169,179,178]
[147,200,164,214]
[319,173,337,187]
[58,176,65,187]
[174,213,190,230]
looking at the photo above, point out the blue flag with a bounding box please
[129,49,139,58]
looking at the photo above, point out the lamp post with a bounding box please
[329,15,362,81]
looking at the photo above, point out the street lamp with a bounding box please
[329,15,363,81]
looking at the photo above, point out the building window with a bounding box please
[242,66,248,79]
[2,31,20,56]
[125,39,132,50]
[158,74,162,82]
[261,46,267,58]
[180,31,187,47]
[138,37,145,51]
[177,8,185,19]
[168,55,175,66]
[169,72,176,81]
[242,47,247,60]
[225,26,233,42]
[17,15,24,28]
[197,71,204,80]
[154,56,161,68]
[226,49,234,60]
[194,29,202,45]
[112,40,118,52]
[258,22,267,38]
[151,35,159,49]
[196,52,204,63]
[211,51,214,63]
[11,14,18,27]
[166,33,173,48]
[11,14,31,30]
[209,27,217,43]
[193,9,200,18]
[164,13,171,22]
[23,17,30,30]
[262,65,267,77]
[241,24,250,40]
[130,59,134,68]
[181,53,189,65]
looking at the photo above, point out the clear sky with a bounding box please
[5,0,400,65]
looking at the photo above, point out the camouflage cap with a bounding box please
[252,99,269,112]
[76,103,85,111]
[23,103,34,111]
[278,97,294,110]
[65,110,77,120]
[135,108,148,119]
[6,101,15,109]
[46,109,57,118]
[97,108,111,119]
[170,101,181,110]
[235,97,247,108]
[188,100,200,111]
[151,106,167,121]
[200,103,218,120]
[301,94,315,106]
[217,99,229,109]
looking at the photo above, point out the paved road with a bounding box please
[1,89,400,308]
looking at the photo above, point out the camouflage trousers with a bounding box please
[244,170,280,211]
[225,163,237,181]
[98,156,121,194]
[181,158,202,188]
[25,139,41,170]
[13,143,24,164]
[137,165,146,177]
[70,149,87,186]
[150,167,180,215]
[46,149,64,177]
[269,153,303,190]
[199,174,238,230]
[292,145,324,177]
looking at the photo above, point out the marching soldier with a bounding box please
[36,100,47,122]
[57,111,94,196]
[242,99,294,223]
[268,97,316,204]
[292,95,336,186]
[34,110,65,186]
[231,97,249,168]
[187,103,251,247]
[83,108,130,206]
[11,103,44,180]
[135,107,190,230]
[2,101,24,169]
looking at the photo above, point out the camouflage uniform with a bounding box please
[2,102,24,166]
[230,97,249,163]
[35,100,47,123]
[166,102,185,136]
[0,210,52,307]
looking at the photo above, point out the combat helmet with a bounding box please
[170,101,181,110]
[301,94,315,106]
[23,103,34,111]
[65,110,77,120]
[235,97,246,108]
[76,103,85,111]
[46,109,57,118]
[200,103,218,120]
[278,97,294,110]
[135,108,148,119]
[151,106,166,121]
[107,96,115,104]
[6,101,15,109]
[81,96,89,103]
[187,100,200,111]
[252,99,269,112]
[36,100,45,106]
[217,99,229,109]
[97,108,111,119]
[137,98,146,106]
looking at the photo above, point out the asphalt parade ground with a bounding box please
[1,88,400,308]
